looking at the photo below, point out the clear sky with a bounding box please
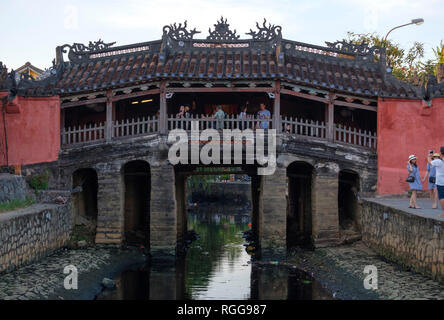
[1,0,443,70]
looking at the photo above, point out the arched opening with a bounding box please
[338,170,360,233]
[286,162,313,248]
[72,168,98,231]
[123,160,151,246]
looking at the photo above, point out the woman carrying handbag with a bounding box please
[407,154,423,209]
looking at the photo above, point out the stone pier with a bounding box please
[150,163,176,258]
[95,163,124,244]
[312,162,340,247]
[260,166,287,258]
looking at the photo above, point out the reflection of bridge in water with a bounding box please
[96,211,333,300]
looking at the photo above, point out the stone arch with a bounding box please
[72,168,98,230]
[286,161,314,248]
[122,160,151,246]
[338,169,360,232]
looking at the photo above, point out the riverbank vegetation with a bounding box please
[0,197,34,214]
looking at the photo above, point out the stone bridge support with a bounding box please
[150,163,176,258]
[312,162,340,247]
[95,163,124,244]
[260,166,287,258]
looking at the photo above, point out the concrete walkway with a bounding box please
[365,198,444,221]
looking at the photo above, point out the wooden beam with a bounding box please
[159,81,167,134]
[61,97,107,109]
[165,87,275,93]
[111,88,160,102]
[273,80,281,131]
[333,99,377,112]
[105,90,113,143]
[280,88,329,104]
[327,93,335,142]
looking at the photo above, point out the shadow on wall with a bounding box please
[72,168,98,232]
[122,160,151,247]
[286,161,313,249]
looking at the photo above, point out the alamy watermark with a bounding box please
[363,265,378,290]
[168,121,277,175]
[64,265,78,290]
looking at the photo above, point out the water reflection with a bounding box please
[96,210,333,300]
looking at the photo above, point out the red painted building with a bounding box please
[377,96,444,195]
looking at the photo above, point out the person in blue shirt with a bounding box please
[407,154,423,209]
[257,103,270,129]
[423,152,439,209]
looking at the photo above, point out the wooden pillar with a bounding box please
[106,90,113,143]
[273,80,281,131]
[159,81,167,134]
[326,93,335,142]
[60,108,65,145]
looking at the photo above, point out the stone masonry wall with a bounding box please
[361,200,444,283]
[0,174,27,202]
[0,203,71,273]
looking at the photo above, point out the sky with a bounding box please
[1,0,443,70]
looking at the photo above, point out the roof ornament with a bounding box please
[59,39,116,62]
[325,40,383,59]
[207,16,239,41]
[163,20,201,40]
[70,39,116,54]
[246,18,282,41]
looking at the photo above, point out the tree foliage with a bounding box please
[345,32,443,85]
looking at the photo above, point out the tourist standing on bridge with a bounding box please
[239,106,247,130]
[257,103,270,129]
[213,105,225,129]
[423,152,439,209]
[407,155,422,209]
[429,147,444,217]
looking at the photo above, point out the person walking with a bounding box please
[407,154,422,209]
[423,152,439,209]
[429,147,444,217]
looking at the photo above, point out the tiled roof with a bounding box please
[8,18,425,99]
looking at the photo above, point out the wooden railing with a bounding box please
[61,115,376,150]
[61,123,105,145]
[168,114,273,131]
[281,116,327,139]
[114,116,158,139]
[335,124,377,149]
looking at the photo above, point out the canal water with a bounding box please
[96,210,333,300]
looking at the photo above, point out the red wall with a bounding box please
[0,92,60,166]
[377,97,444,195]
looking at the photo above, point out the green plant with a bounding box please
[29,170,50,195]
[0,197,34,213]
[344,32,443,85]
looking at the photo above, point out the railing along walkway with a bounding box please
[61,115,376,150]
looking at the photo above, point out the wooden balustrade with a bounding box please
[167,114,273,131]
[282,116,326,138]
[334,124,377,149]
[61,115,376,150]
[114,116,159,138]
[61,123,105,145]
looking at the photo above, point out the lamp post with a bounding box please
[383,18,424,44]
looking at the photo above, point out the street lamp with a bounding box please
[383,18,424,43]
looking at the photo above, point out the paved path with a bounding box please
[365,198,444,221]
